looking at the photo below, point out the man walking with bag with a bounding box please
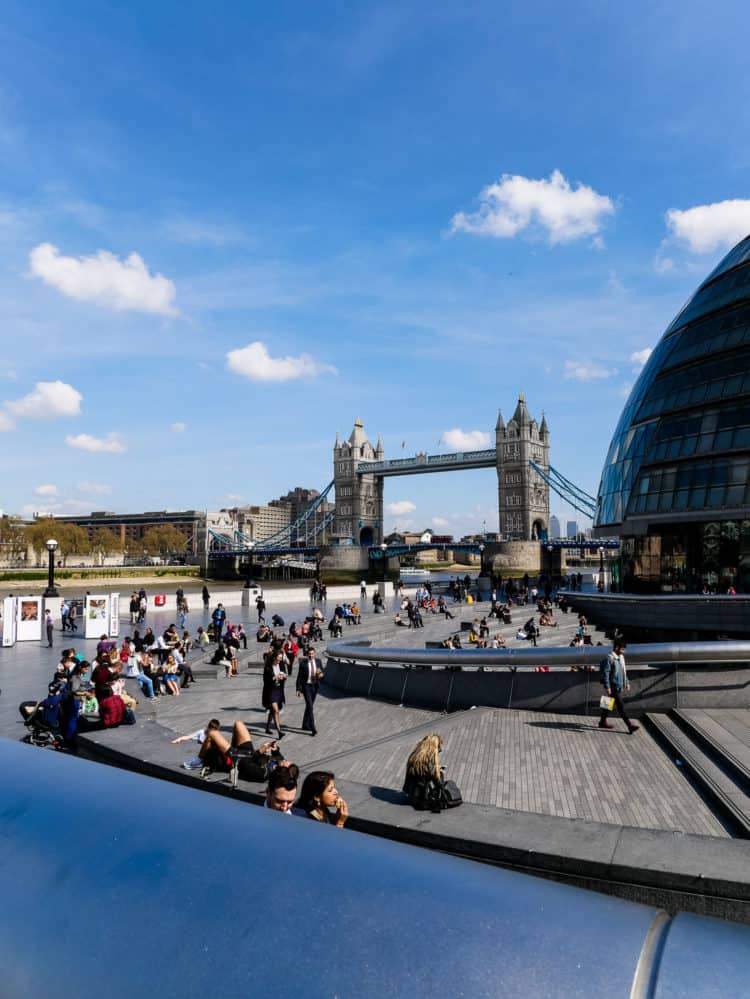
[599,641,639,734]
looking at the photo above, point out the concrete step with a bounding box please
[644,712,750,838]
[671,709,750,792]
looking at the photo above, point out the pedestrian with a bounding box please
[45,608,54,647]
[60,600,70,632]
[176,586,184,609]
[360,578,367,599]
[599,641,640,734]
[68,601,78,633]
[202,585,210,609]
[256,594,266,623]
[296,646,323,736]
[179,597,189,629]
[211,603,226,643]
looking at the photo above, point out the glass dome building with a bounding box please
[595,235,750,593]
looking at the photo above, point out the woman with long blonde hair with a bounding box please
[403,733,442,800]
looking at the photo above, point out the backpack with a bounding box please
[439,780,463,809]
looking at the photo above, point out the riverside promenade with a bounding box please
[3,586,749,920]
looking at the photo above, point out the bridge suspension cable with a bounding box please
[208,481,335,554]
[529,460,597,519]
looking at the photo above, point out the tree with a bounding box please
[141,525,187,556]
[91,527,123,565]
[24,518,91,565]
[0,515,28,563]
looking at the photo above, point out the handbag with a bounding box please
[600,695,615,711]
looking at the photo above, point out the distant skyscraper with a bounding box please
[549,515,561,539]
[566,519,579,539]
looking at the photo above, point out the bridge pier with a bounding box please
[488,540,542,577]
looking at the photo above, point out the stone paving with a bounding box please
[0,588,728,839]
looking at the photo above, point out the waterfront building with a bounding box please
[54,509,206,556]
[595,234,750,592]
[549,515,561,539]
[566,520,579,540]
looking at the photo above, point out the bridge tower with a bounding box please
[332,418,384,546]
[495,394,550,541]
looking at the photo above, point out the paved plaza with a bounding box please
[0,587,730,841]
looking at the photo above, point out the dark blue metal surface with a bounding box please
[2,740,749,998]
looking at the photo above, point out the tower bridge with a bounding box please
[207,394,603,574]
[332,393,551,549]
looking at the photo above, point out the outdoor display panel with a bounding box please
[2,596,17,647]
[109,593,120,638]
[16,596,42,642]
[85,594,110,640]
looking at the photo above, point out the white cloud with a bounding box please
[163,217,245,246]
[65,433,126,454]
[226,341,338,382]
[0,411,14,432]
[432,517,450,528]
[5,380,82,419]
[77,481,112,495]
[387,500,417,516]
[170,422,187,433]
[34,484,58,497]
[29,243,177,316]
[451,169,615,245]
[441,429,491,450]
[654,254,674,275]
[630,348,653,369]
[563,360,615,382]
[666,200,750,254]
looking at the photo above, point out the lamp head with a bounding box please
[46,538,58,552]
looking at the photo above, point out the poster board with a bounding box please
[85,594,110,639]
[2,596,17,647]
[109,593,120,638]
[16,596,42,642]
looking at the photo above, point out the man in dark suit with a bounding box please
[296,647,323,736]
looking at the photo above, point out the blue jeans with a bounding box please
[136,675,155,698]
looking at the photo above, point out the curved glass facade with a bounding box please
[596,235,750,592]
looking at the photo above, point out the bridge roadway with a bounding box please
[3,590,748,920]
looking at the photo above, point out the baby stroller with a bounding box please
[19,698,67,750]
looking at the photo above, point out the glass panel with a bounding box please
[715,430,733,450]
[673,489,689,509]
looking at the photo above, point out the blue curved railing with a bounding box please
[2,740,749,997]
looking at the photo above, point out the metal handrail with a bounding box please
[2,739,749,997]
[326,639,750,669]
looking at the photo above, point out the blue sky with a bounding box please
[1,1,749,537]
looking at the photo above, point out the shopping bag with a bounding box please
[599,695,615,711]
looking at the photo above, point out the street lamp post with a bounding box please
[380,542,388,602]
[598,546,605,592]
[44,539,59,597]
